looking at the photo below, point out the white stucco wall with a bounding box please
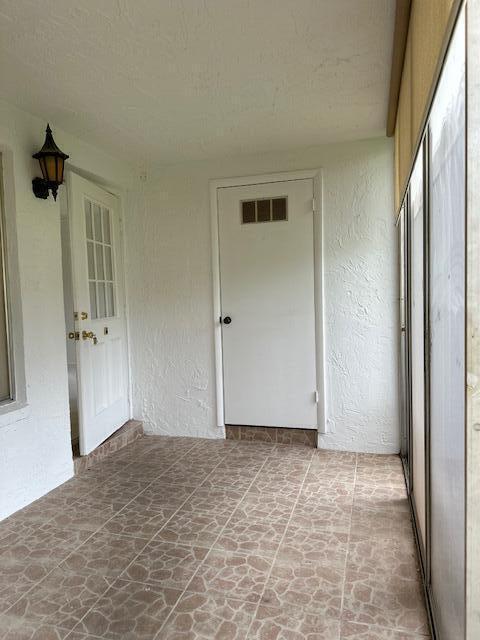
[0,115,398,522]
[0,100,135,520]
[126,137,399,453]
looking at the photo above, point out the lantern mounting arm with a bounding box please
[32,177,51,200]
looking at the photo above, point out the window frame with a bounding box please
[0,147,27,425]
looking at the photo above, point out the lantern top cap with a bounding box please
[32,124,69,160]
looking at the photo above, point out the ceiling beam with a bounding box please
[386,0,412,137]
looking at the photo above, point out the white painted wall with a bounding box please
[126,138,399,453]
[0,100,135,520]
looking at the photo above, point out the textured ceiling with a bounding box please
[0,0,395,166]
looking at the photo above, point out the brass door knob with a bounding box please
[82,330,98,345]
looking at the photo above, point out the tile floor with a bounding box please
[0,437,429,639]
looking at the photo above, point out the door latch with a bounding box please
[68,331,80,341]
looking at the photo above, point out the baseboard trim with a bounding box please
[73,420,144,474]
[225,425,317,448]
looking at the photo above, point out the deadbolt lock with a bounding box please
[82,330,98,345]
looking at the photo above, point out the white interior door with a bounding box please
[218,178,317,428]
[68,172,130,455]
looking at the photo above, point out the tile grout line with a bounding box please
[242,447,316,638]
[90,446,424,640]
[2,438,204,634]
[3,441,362,638]
[152,445,288,639]
[63,438,231,637]
[338,452,358,629]
[2,442,423,639]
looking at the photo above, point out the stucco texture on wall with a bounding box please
[126,138,399,453]
[0,100,136,519]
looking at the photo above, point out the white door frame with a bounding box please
[210,169,326,434]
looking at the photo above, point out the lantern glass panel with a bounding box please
[45,156,57,182]
[57,158,65,184]
[38,156,48,181]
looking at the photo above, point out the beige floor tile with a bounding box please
[234,492,297,524]
[0,617,70,639]
[262,562,344,619]
[260,458,310,476]
[300,481,355,504]
[160,593,256,639]
[47,504,118,534]
[79,480,150,509]
[66,632,106,639]
[340,621,430,639]
[213,515,286,558]
[351,508,412,541]
[277,526,348,568]
[120,541,207,590]
[342,570,430,636]
[0,524,91,569]
[251,604,341,639]
[199,468,254,491]
[305,466,357,485]
[0,567,51,616]
[61,532,146,580]
[268,444,315,459]
[346,535,420,581]
[353,484,409,511]
[101,501,176,540]
[0,438,427,640]
[249,469,305,497]
[136,483,196,508]
[182,487,244,517]
[158,465,213,488]
[187,550,272,604]
[291,498,352,534]
[155,510,229,548]
[6,566,111,632]
[72,579,181,640]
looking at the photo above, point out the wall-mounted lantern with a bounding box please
[32,124,69,201]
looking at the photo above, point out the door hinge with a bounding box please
[312,197,316,213]
[314,390,319,403]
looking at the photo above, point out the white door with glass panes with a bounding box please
[218,178,317,428]
[68,172,129,455]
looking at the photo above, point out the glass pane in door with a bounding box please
[85,199,116,319]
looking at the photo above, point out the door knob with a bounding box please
[222,316,232,325]
[82,330,98,345]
